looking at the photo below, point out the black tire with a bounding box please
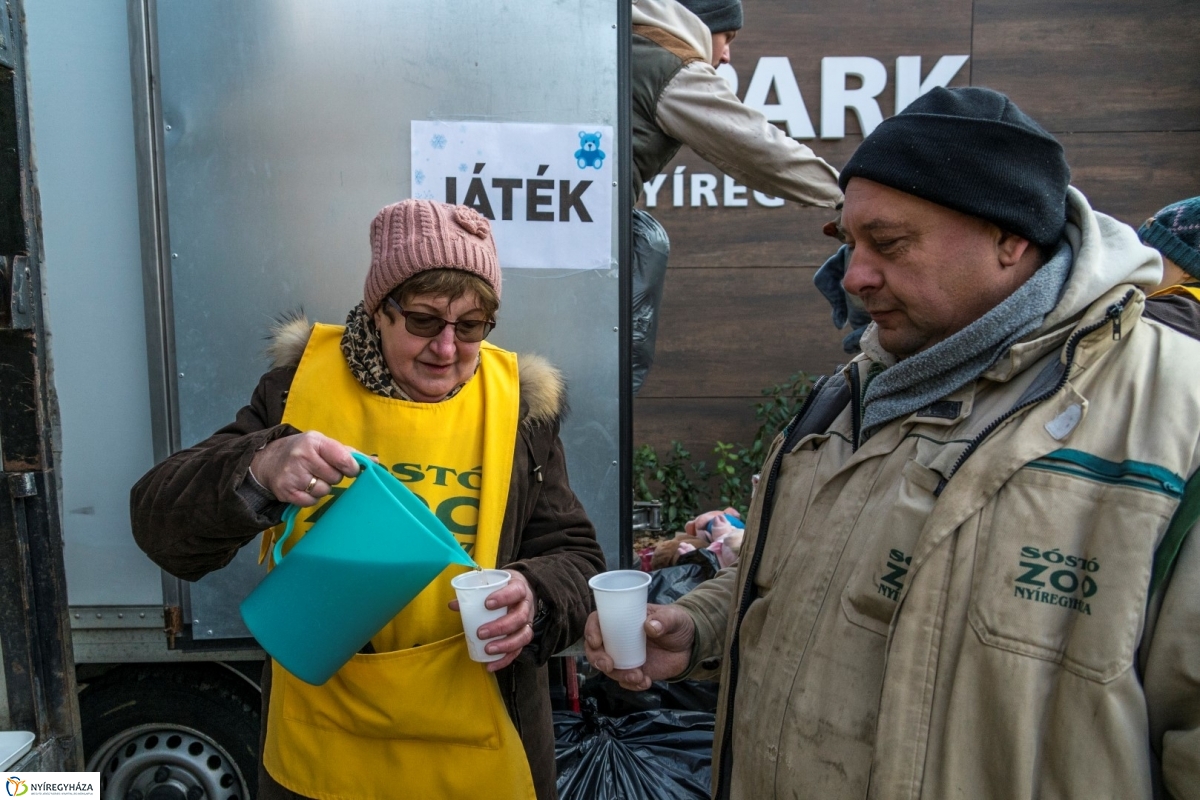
[80,664,260,800]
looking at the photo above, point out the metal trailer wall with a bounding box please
[137,2,625,641]
[25,2,161,604]
[11,0,628,647]
[26,0,625,655]
[23,0,196,662]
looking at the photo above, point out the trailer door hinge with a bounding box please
[164,605,184,648]
[9,255,33,330]
[6,472,37,498]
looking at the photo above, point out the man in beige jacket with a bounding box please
[589,87,1200,799]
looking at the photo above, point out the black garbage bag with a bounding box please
[646,548,721,605]
[554,699,714,800]
[580,670,720,716]
[631,208,670,394]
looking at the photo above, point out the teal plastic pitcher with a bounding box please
[240,453,477,685]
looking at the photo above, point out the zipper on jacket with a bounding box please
[714,375,828,800]
[849,364,862,451]
[1026,448,1184,498]
[934,290,1134,497]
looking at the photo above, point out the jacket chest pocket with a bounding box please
[968,468,1176,682]
[752,439,828,593]
[841,458,941,635]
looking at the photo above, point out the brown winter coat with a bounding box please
[130,321,605,800]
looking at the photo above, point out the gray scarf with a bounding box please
[861,240,1073,435]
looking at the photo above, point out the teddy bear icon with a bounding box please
[574,131,606,169]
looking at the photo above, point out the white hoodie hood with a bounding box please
[631,0,712,64]
[1044,186,1163,329]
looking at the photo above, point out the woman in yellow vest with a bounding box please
[131,199,606,800]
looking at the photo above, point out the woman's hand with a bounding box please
[249,431,362,507]
[448,570,537,672]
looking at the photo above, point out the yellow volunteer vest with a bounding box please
[260,324,535,800]
[1149,282,1200,303]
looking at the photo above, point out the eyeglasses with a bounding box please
[386,297,496,343]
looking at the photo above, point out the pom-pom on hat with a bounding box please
[364,199,501,314]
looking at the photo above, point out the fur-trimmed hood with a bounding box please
[266,314,566,428]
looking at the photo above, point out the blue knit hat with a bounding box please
[1138,196,1200,281]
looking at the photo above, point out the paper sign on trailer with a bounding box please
[411,121,614,270]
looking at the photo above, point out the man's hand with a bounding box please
[584,603,695,691]
[249,431,362,507]
[448,570,537,673]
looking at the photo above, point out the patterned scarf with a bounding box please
[339,303,473,401]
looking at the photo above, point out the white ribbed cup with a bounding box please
[451,569,511,663]
[588,570,652,669]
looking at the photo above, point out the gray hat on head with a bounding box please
[678,0,743,33]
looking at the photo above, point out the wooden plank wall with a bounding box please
[634,0,1200,463]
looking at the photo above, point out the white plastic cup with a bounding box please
[451,569,512,663]
[588,570,653,669]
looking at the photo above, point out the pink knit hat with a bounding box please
[364,199,501,313]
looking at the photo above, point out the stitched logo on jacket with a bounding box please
[1013,545,1099,615]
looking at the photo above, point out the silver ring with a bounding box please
[305,476,319,495]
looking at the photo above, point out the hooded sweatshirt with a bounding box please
[630,0,841,207]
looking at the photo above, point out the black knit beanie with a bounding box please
[1138,196,1200,281]
[678,0,743,33]
[839,87,1070,248]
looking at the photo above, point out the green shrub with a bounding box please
[633,441,710,531]
[635,371,814,525]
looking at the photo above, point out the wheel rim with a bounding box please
[86,723,249,800]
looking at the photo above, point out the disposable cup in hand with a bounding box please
[451,569,512,663]
[588,570,652,670]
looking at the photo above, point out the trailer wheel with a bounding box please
[80,665,259,800]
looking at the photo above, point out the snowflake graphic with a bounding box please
[414,190,435,200]
[431,134,447,150]
[414,170,425,185]
[459,163,468,172]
